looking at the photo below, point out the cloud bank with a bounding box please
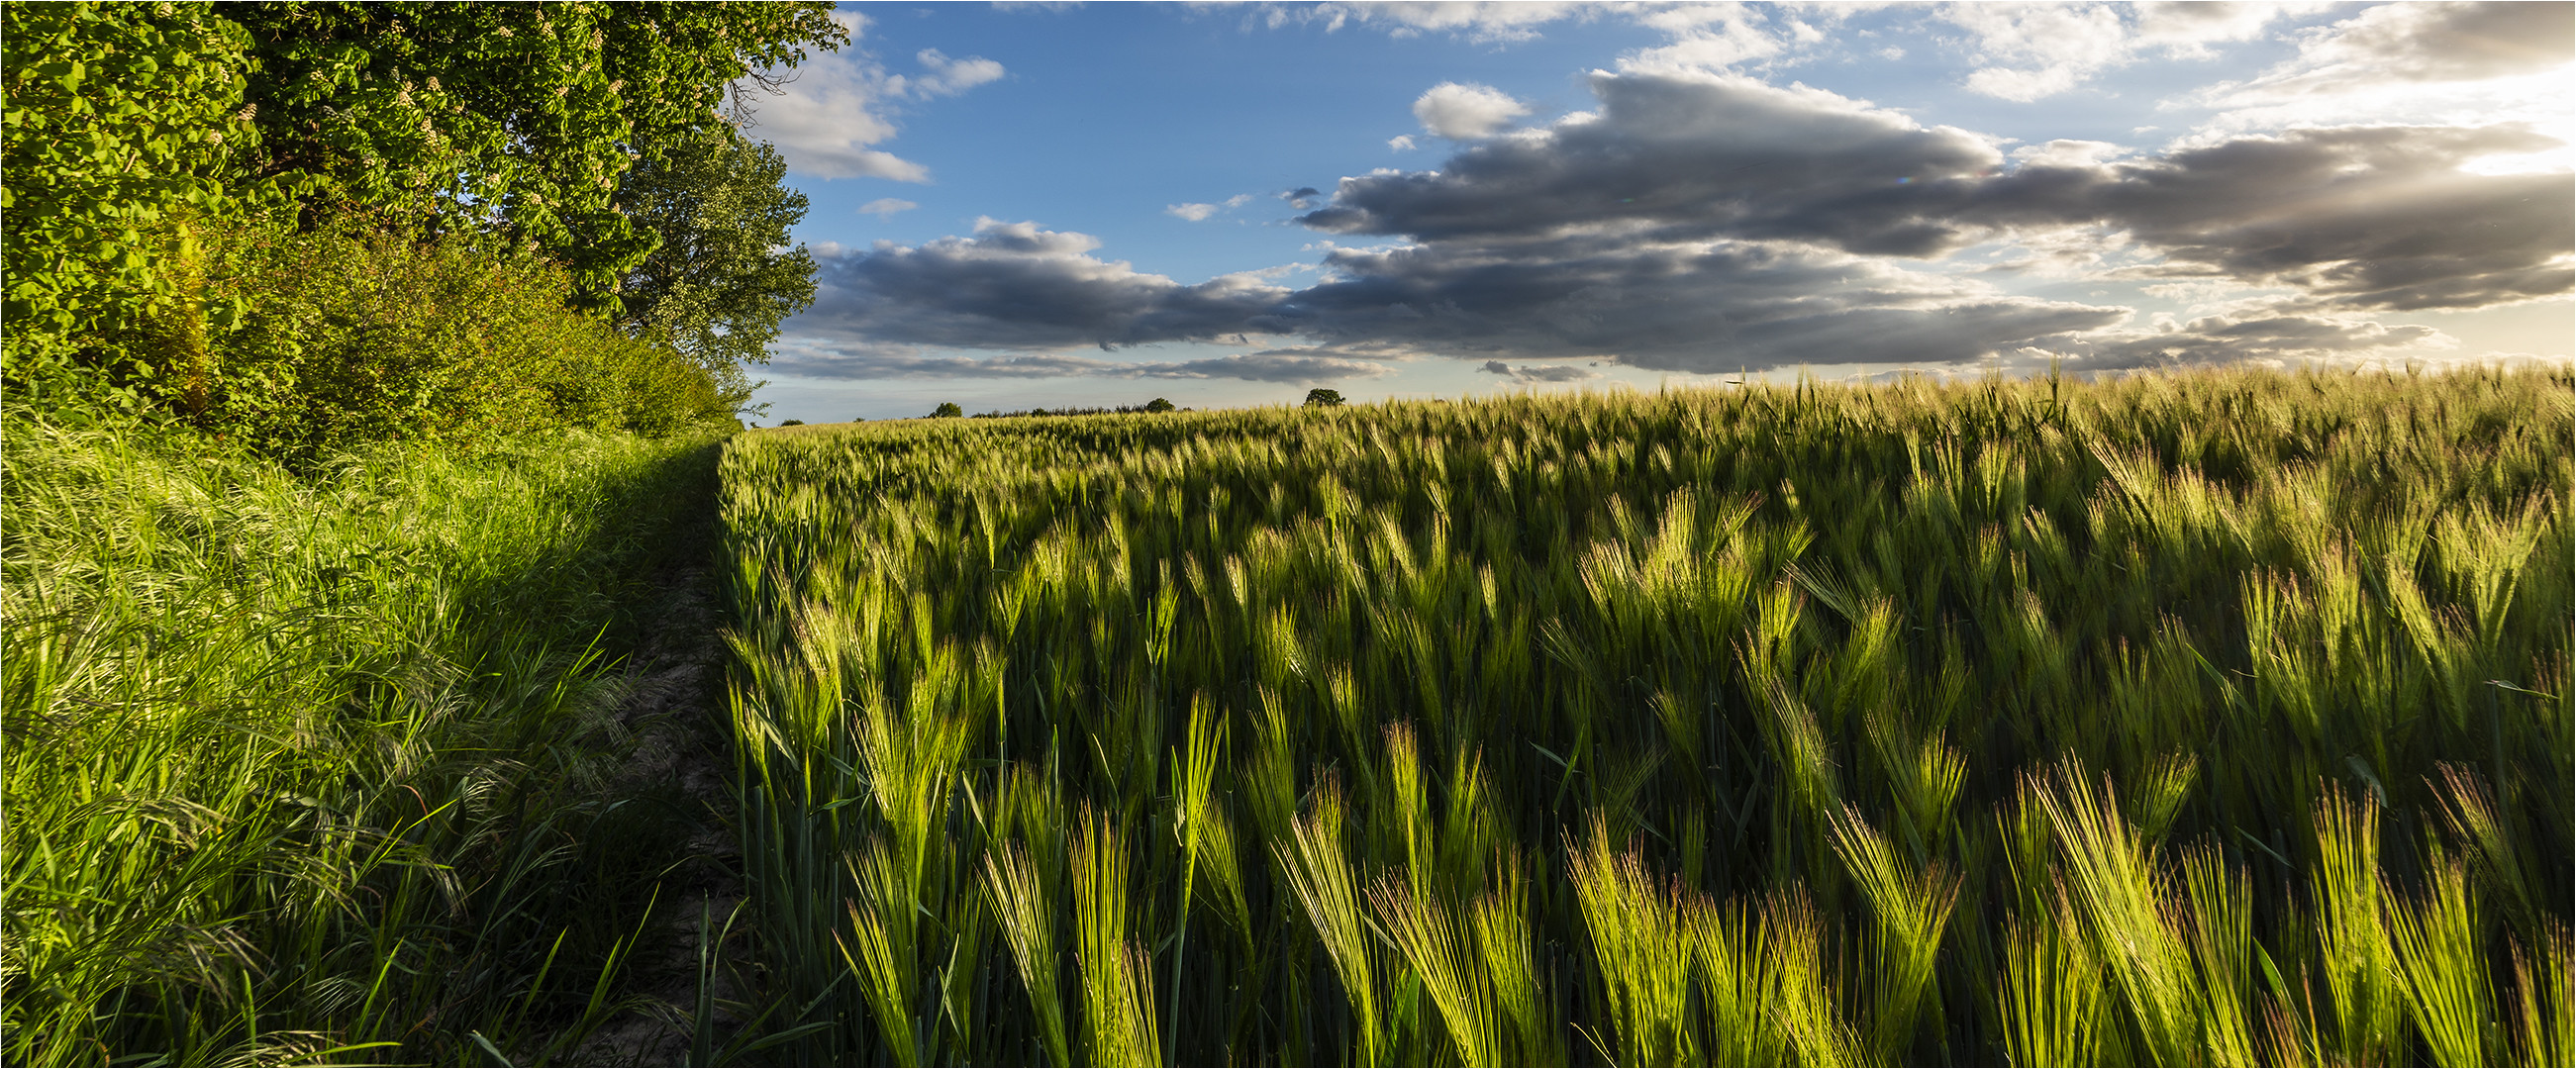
[779,53,2569,379]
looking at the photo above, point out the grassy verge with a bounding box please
[718,366,2571,1065]
[3,412,727,1065]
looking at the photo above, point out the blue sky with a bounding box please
[737,2,2573,423]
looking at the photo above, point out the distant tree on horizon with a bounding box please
[1303,388,1344,408]
[931,402,964,418]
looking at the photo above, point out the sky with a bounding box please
[734,1,2575,423]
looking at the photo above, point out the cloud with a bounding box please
[1943,2,2325,102]
[1388,135,1418,151]
[2061,126,2575,311]
[2062,308,2458,371]
[1267,233,2130,371]
[1304,69,2572,313]
[902,49,1008,97]
[1620,2,1795,72]
[1480,359,1599,382]
[778,64,2568,376]
[1246,1,1600,44]
[1305,70,2012,253]
[858,198,920,218]
[1167,194,1259,222]
[2238,2,2574,96]
[794,219,1292,350]
[2179,3,2575,165]
[768,343,1388,384]
[1154,349,1393,383]
[1413,82,1533,139]
[742,17,1006,180]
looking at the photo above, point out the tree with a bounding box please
[930,402,963,418]
[614,123,814,409]
[1144,397,1176,413]
[222,2,845,311]
[1,1,266,405]
[1303,388,1344,408]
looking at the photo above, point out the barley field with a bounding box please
[717,367,2572,1066]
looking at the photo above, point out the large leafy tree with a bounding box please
[614,122,815,406]
[0,1,266,402]
[223,1,843,312]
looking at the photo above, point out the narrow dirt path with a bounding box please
[560,564,754,1066]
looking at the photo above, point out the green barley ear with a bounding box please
[842,840,926,1067]
[1242,690,1300,844]
[1384,722,1433,898]
[2509,922,2572,1068]
[2132,751,2200,846]
[1470,855,1553,1065]
[1831,806,1961,1060]
[2389,845,2496,1069]
[2000,899,2104,1067]
[1072,810,1160,1067]
[1369,877,1500,1067]
[2313,785,2401,1064]
[2428,762,2538,938]
[1569,816,1696,1066]
[1765,888,1861,1068]
[1274,775,1384,1064]
[2039,764,2199,1063]
[982,842,1070,1067]
[2179,845,2259,1065]
[2000,776,2059,923]
[1692,894,1787,1066]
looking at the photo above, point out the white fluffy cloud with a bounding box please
[743,14,1007,181]
[1248,1,1599,44]
[1946,2,2327,102]
[858,198,920,218]
[1167,194,1258,222]
[1413,82,1532,140]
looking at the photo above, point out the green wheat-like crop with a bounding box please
[719,366,2572,1065]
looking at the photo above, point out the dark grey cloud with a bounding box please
[1300,70,2009,255]
[796,219,1289,350]
[2006,126,2574,312]
[778,66,2563,378]
[769,343,1386,384]
[1154,349,1391,383]
[1267,236,2128,371]
[2061,310,2453,372]
[1298,68,2571,313]
[2255,2,2575,92]
[1481,359,1599,382]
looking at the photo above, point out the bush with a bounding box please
[172,212,730,463]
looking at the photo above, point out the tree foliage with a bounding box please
[0,1,268,405]
[223,1,843,311]
[614,122,815,406]
[3,0,841,446]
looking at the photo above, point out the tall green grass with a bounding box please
[718,367,2571,1065]
[2,413,725,1064]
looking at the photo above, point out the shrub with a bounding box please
[176,212,728,463]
